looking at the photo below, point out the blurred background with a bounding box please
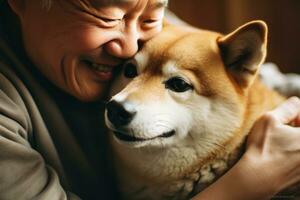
[168,0,300,73]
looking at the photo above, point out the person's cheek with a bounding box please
[142,25,162,41]
[66,28,115,52]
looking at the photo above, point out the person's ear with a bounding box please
[217,20,268,88]
[7,0,25,17]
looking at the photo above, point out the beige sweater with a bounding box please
[0,22,118,200]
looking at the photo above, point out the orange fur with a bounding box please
[107,21,288,200]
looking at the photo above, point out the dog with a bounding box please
[105,21,289,200]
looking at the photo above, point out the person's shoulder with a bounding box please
[0,49,33,134]
[0,38,25,99]
[0,29,31,102]
[0,64,34,148]
[0,60,23,100]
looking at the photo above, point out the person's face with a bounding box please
[9,0,167,101]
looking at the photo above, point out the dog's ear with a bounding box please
[217,20,268,88]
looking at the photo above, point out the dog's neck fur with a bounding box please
[111,79,284,200]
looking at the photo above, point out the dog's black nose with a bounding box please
[106,100,136,127]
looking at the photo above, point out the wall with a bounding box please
[168,0,300,73]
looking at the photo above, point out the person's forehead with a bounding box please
[90,0,168,8]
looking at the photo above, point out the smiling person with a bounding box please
[0,0,166,199]
[0,0,300,200]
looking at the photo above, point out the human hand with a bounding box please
[191,97,300,200]
[245,96,300,194]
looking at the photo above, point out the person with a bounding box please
[0,0,299,199]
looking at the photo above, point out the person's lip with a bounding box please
[83,60,120,81]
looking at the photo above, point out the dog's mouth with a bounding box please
[113,130,176,142]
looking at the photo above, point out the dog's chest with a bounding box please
[169,148,242,199]
[120,146,243,200]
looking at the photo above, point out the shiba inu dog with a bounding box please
[105,21,287,200]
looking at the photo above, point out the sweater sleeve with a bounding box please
[0,72,80,200]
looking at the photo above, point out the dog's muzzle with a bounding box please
[113,130,176,142]
[106,100,136,127]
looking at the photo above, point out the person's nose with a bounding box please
[105,25,140,59]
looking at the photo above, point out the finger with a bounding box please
[269,96,300,124]
[293,114,300,127]
[275,126,300,151]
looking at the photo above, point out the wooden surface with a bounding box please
[168,0,300,73]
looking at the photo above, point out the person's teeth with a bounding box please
[90,63,112,72]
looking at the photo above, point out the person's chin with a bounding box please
[73,83,109,102]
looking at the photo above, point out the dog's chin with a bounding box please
[112,130,176,148]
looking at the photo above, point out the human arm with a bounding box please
[0,70,80,200]
[192,97,300,200]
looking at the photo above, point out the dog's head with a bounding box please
[105,21,267,152]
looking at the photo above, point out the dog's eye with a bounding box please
[164,77,193,92]
[123,62,138,78]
